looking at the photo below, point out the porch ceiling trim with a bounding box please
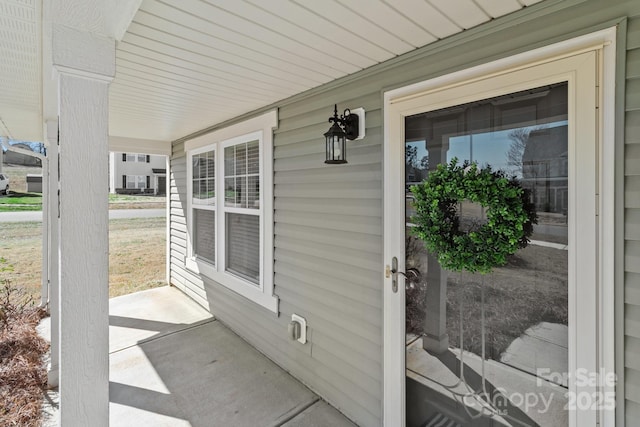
[108,135,171,156]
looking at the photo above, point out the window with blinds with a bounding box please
[192,150,215,206]
[185,110,277,313]
[224,141,260,209]
[194,209,215,265]
[223,140,260,284]
[126,175,146,189]
[188,140,262,285]
[226,213,259,283]
[125,153,147,163]
[192,149,216,264]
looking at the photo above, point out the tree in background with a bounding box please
[405,144,429,184]
[505,128,531,177]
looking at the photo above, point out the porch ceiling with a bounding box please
[0,0,41,142]
[111,0,543,142]
[0,0,544,144]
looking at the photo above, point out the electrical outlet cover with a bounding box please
[291,314,307,344]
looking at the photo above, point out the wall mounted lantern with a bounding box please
[324,104,364,164]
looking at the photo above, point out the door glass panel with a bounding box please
[405,83,568,427]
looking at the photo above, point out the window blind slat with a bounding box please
[226,213,259,284]
[194,209,215,264]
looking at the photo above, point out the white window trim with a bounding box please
[190,144,217,266]
[220,131,263,287]
[185,110,278,314]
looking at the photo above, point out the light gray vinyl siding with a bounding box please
[169,1,640,425]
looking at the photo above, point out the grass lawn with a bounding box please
[108,193,166,210]
[445,245,568,360]
[0,217,166,301]
[0,164,165,211]
[406,241,568,361]
[108,193,159,203]
[108,217,167,297]
[0,192,42,212]
[0,192,166,212]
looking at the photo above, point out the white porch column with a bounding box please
[45,120,60,388]
[422,139,450,354]
[53,25,114,426]
[40,157,49,307]
[422,255,449,353]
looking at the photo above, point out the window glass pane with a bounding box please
[404,82,569,426]
[125,175,145,189]
[225,178,237,206]
[238,176,247,208]
[126,154,136,162]
[247,140,259,174]
[193,180,200,199]
[199,154,208,180]
[194,209,215,265]
[206,178,215,205]
[235,143,247,175]
[192,156,201,179]
[207,151,215,178]
[226,213,259,284]
[199,179,208,201]
[225,146,235,174]
[192,150,215,205]
[225,140,260,210]
[248,176,260,208]
[137,154,146,162]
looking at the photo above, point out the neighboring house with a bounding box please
[1,0,639,426]
[108,152,166,195]
[522,126,569,214]
[3,142,41,167]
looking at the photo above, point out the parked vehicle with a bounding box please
[0,173,9,195]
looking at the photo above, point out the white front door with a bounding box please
[383,43,612,427]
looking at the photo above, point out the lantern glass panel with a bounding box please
[326,133,346,163]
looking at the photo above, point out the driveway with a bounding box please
[0,208,165,223]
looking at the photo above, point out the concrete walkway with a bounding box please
[407,338,568,427]
[41,286,355,427]
[500,322,568,387]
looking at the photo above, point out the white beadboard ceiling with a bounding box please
[0,0,543,143]
[0,0,40,141]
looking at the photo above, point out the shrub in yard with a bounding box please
[0,260,48,427]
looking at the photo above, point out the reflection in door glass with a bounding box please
[405,83,568,427]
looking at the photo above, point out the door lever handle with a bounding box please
[392,267,421,281]
[389,257,421,293]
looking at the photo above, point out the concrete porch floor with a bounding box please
[40,286,356,427]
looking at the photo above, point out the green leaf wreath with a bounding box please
[410,158,537,274]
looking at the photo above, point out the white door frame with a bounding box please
[382,27,617,427]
